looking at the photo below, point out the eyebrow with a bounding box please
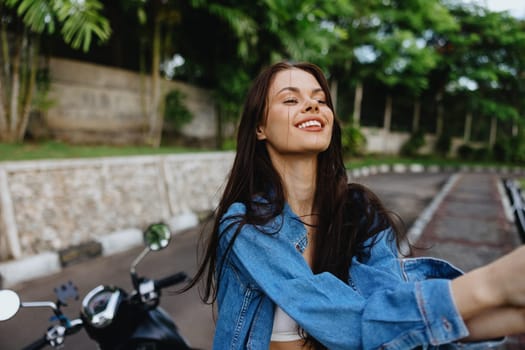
[276,87,324,95]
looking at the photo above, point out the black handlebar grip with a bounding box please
[22,336,48,350]
[154,272,188,289]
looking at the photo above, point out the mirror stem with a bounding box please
[130,247,150,287]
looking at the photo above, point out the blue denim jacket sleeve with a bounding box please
[219,203,475,350]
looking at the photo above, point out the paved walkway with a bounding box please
[412,172,524,349]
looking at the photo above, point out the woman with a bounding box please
[189,61,525,349]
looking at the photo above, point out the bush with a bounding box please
[435,133,452,157]
[341,124,366,157]
[164,89,193,131]
[400,131,425,157]
[492,140,512,163]
[491,136,525,164]
[457,144,474,160]
[473,147,491,161]
[221,137,236,150]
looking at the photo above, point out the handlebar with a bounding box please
[154,272,188,290]
[21,319,82,350]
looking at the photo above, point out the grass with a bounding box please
[1,141,524,175]
[0,140,207,162]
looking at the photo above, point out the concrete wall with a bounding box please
[0,152,235,265]
[42,58,479,154]
[40,58,217,144]
[362,127,484,156]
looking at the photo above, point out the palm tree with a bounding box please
[0,0,110,142]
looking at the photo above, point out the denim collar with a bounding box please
[282,202,308,253]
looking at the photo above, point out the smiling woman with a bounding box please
[185,61,525,350]
[256,68,334,163]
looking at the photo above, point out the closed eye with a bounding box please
[284,98,298,104]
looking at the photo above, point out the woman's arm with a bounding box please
[464,307,525,341]
[451,246,525,320]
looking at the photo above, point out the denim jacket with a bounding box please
[213,201,503,350]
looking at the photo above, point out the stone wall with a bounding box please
[0,152,235,262]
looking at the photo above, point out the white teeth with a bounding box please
[297,120,322,129]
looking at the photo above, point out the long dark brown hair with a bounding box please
[186,61,405,350]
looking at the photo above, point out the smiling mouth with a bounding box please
[297,120,322,129]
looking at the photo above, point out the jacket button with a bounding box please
[442,317,452,331]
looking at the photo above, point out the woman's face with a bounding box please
[257,68,334,157]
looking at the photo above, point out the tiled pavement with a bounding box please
[413,172,524,349]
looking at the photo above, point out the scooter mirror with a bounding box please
[144,223,171,251]
[0,289,21,321]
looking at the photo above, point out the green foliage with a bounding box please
[54,0,110,52]
[457,144,491,162]
[164,89,193,131]
[400,130,425,157]
[457,143,474,160]
[472,147,491,162]
[221,137,236,151]
[357,0,458,95]
[32,67,55,111]
[474,99,520,122]
[434,133,452,157]
[1,0,111,143]
[492,140,512,163]
[435,3,525,141]
[5,0,111,52]
[493,136,525,164]
[341,124,366,157]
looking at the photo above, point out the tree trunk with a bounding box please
[216,104,223,149]
[0,68,7,138]
[138,35,149,139]
[464,111,472,142]
[383,94,392,131]
[0,76,6,138]
[148,9,163,147]
[8,35,22,142]
[0,20,9,136]
[435,92,444,137]
[17,38,39,141]
[353,82,363,126]
[330,78,338,114]
[412,99,421,132]
[489,116,497,149]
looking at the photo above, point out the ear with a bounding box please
[256,125,267,140]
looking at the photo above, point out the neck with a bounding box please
[270,153,318,218]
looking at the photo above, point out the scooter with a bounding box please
[0,223,196,350]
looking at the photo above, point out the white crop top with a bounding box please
[270,305,302,341]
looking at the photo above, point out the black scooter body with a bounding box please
[82,289,192,350]
[125,307,193,350]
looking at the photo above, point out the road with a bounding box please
[0,172,450,350]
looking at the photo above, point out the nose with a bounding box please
[303,98,320,113]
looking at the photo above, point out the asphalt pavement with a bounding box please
[0,170,523,349]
